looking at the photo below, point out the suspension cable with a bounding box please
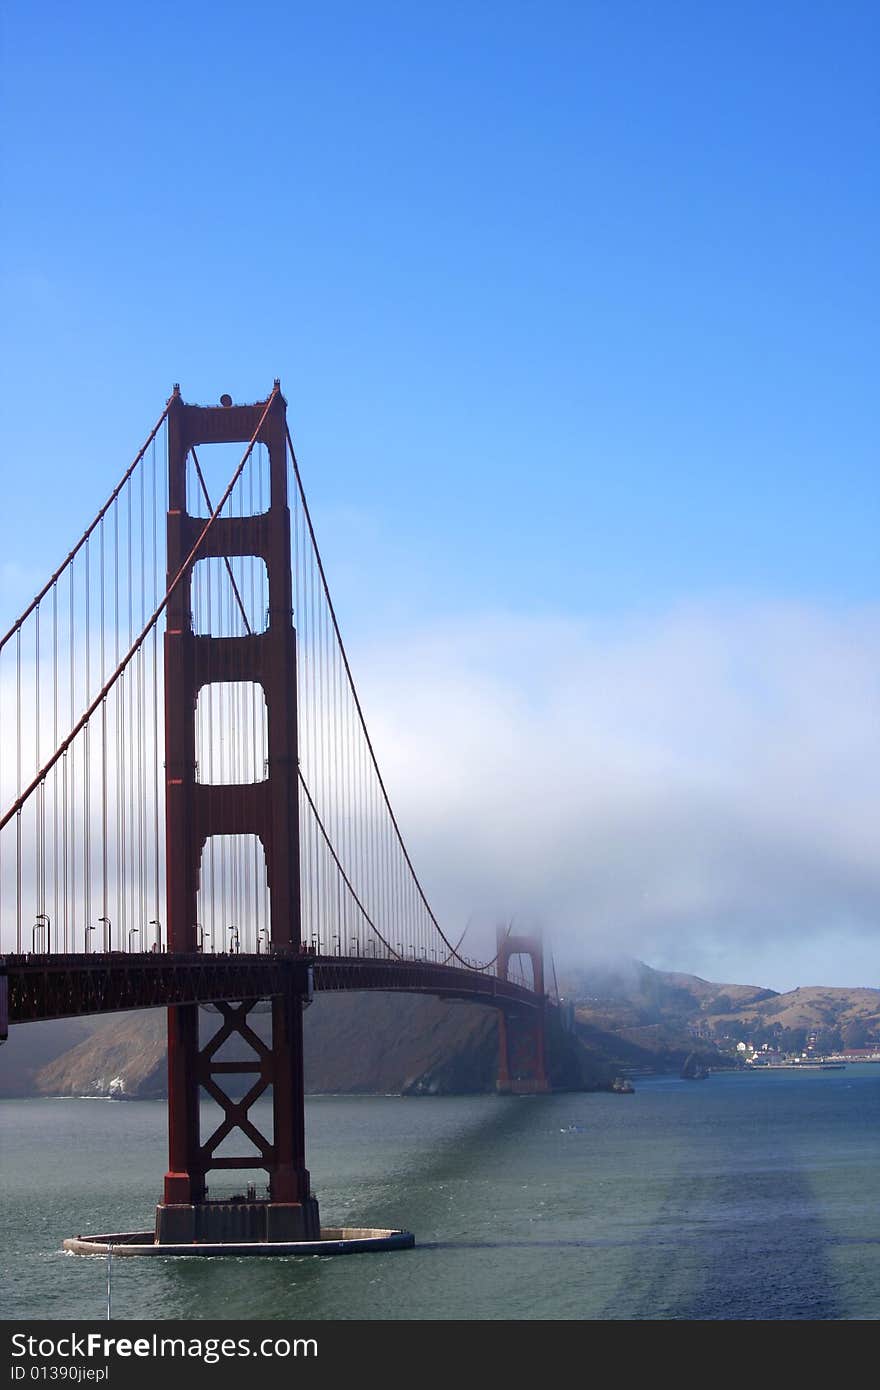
[0,403,171,655]
[0,389,278,834]
[286,424,504,972]
[298,772,403,959]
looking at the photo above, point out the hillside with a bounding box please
[2,991,611,1099]
[0,1014,109,1098]
[563,957,775,1025]
[563,959,880,1065]
[4,959,877,1098]
[696,984,880,1052]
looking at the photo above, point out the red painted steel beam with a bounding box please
[3,953,306,1022]
[2,953,546,1024]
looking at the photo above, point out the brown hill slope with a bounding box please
[563,958,775,1032]
[33,1011,168,1098]
[563,960,878,1063]
[8,960,875,1098]
[21,992,610,1098]
[701,985,880,1035]
[0,1014,109,1097]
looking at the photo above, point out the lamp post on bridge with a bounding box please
[128,927,139,953]
[99,916,112,952]
[32,913,51,955]
[83,923,94,954]
[149,919,162,952]
[228,926,240,955]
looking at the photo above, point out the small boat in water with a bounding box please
[611,1076,635,1094]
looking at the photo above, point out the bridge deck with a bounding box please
[1,952,544,1028]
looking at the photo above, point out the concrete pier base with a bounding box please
[154,1198,321,1245]
[63,1226,414,1257]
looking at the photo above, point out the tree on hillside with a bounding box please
[842,1019,873,1050]
[813,1025,843,1054]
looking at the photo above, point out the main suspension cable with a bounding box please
[286,424,504,972]
[0,403,171,655]
[0,389,278,835]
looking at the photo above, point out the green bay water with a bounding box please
[2,1068,879,1320]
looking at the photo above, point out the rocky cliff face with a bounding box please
[32,1011,168,1098]
[0,1015,108,1097]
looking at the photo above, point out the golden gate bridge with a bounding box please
[0,384,550,1252]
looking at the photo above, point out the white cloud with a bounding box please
[3,594,877,992]
[350,600,880,992]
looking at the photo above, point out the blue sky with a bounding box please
[1,2,878,988]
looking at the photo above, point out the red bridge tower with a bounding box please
[496,928,550,1094]
[156,385,320,1244]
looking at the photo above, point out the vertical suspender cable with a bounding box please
[84,540,91,947]
[53,584,59,951]
[35,602,43,931]
[16,628,21,951]
[114,498,122,951]
[152,435,161,942]
[101,516,108,948]
[69,558,76,945]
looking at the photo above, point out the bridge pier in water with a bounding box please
[495,929,550,1094]
[157,386,319,1245]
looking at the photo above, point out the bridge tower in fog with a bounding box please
[158,385,319,1243]
[496,928,549,1094]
